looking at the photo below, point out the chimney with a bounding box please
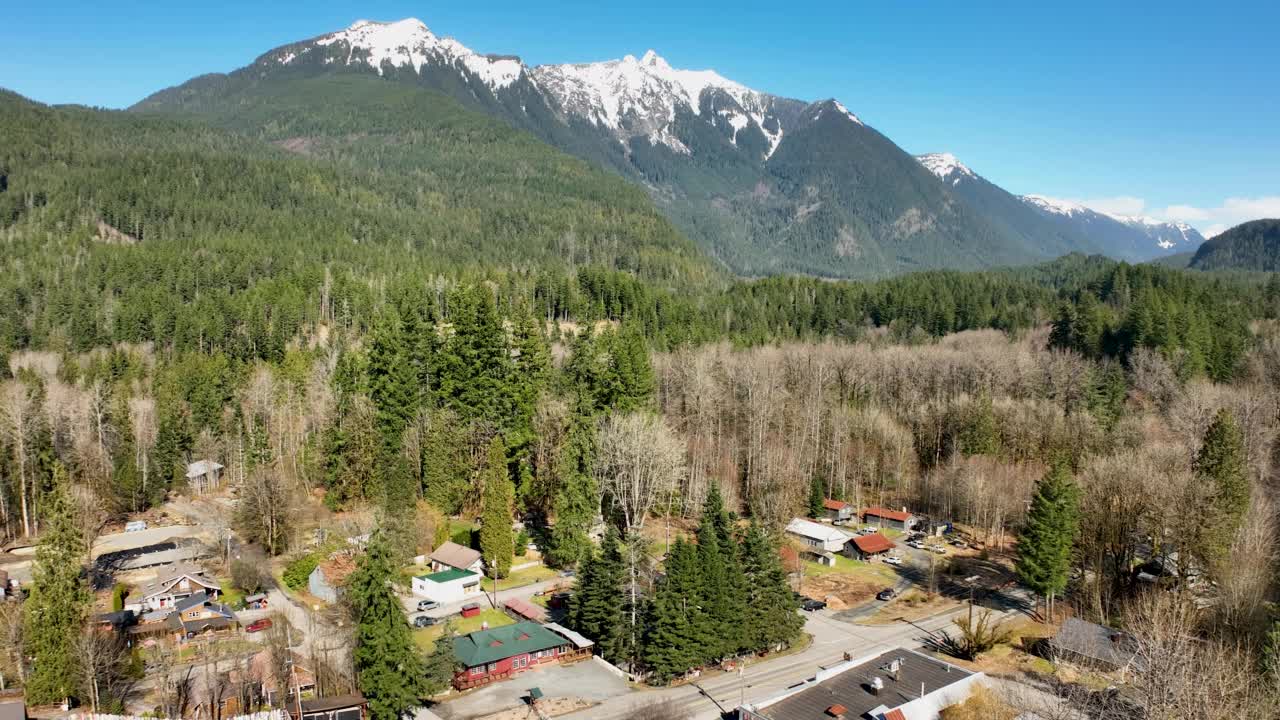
[870,677,884,695]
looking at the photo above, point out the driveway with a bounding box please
[434,658,629,720]
[401,575,568,621]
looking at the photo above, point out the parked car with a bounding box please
[559,570,576,578]
[929,545,947,554]
[413,614,438,628]
[245,618,273,633]
[876,588,897,601]
[906,540,925,550]
[884,555,903,566]
[417,599,440,612]
[800,598,827,611]
[950,539,969,549]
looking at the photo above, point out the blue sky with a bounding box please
[3,1,1277,236]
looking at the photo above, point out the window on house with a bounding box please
[470,667,483,676]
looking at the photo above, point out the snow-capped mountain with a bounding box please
[1018,194,1204,259]
[272,18,524,90]
[138,16,1197,277]
[530,50,791,157]
[917,153,977,186]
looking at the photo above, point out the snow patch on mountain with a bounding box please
[917,153,976,186]
[531,50,785,157]
[296,18,523,90]
[1020,194,1092,218]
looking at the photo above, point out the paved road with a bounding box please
[562,600,1017,720]
[91,524,204,558]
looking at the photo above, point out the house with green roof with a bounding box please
[452,621,584,689]
[411,568,481,604]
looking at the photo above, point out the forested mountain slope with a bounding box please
[1189,219,1280,272]
[0,87,719,355]
[136,17,1100,279]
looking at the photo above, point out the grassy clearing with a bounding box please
[219,580,245,608]
[803,555,899,583]
[413,608,515,653]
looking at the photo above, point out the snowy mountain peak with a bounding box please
[530,50,787,157]
[1020,194,1090,218]
[281,17,523,90]
[917,153,976,185]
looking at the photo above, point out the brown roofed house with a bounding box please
[429,541,484,574]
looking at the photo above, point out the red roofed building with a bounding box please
[861,506,916,531]
[848,532,894,560]
[822,498,854,523]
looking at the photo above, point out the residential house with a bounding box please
[135,564,221,612]
[1043,618,1139,675]
[861,506,917,531]
[428,541,484,574]
[309,554,358,604]
[411,568,482,604]
[224,649,317,713]
[847,532,894,561]
[291,694,367,720]
[785,518,851,553]
[186,459,225,494]
[823,499,854,524]
[452,621,577,689]
[736,647,985,720]
[167,591,239,639]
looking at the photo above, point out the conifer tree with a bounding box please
[438,287,515,429]
[367,309,418,452]
[348,531,424,720]
[740,524,803,652]
[419,408,468,514]
[567,528,626,662]
[422,621,458,696]
[641,538,702,682]
[23,464,91,705]
[1195,409,1249,569]
[807,476,825,519]
[611,323,655,412]
[547,412,597,568]
[696,486,748,660]
[110,393,143,513]
[479,436,515,578]
[509,303,551,447]
[1015,462,1080,621]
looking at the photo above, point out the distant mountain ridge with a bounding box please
[137,17,1204,278]
[1187,219,1280,271]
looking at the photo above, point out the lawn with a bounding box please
[472,563,559,595]
[413,608,514,652]
[803,554,899,583]
[219,580,245,609]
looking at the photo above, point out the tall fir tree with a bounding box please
[479,436,515,578]
[23,464,91,705]
[696,486,748,660]
[1195,409,1249,571]
[611,323,655,412]
[641,538,703,682]
[547,411,598,569]
[437,287,515,431]
[740,524,803,653]
[366,309,418,453]
[110,393,143,513]
[807,476,825,519]
[567,528,626,663]
[1015,462,1080,621]
[509,303,551,449]
[422,621,458,696]
[347,531,425,720]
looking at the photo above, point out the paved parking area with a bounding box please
[435,658,631,720]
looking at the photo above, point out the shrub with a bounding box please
[932,608,1011,660]
[515,529,530,557]
[283,552,320,591]
[232,558,266,595]
[111,583,128,612]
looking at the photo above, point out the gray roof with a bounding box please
[544,622,594,649]
[1049,618,1137,669]
[0,701,24,720]
[139,563,219,597]
[119,545,213,572]
[429,541,482,570]
[749,648,975,720]
[185,459,224,479]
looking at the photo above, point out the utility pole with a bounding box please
[287,623,303,720]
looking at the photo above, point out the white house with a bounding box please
[786,518,851,553]
[411,568,482,604]
[135,564,221,612]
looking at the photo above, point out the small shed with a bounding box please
[861,506,917,531]
[461,603,482,619]
[823,499,854,524]
[186,460,225,494]
[847,532,894,560]
[244,593,269,610]
[1044,618,1138,675]
[504,597,547,622]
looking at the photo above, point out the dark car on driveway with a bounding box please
[876,588,897,601]
[800,598,827,611]
[413,614,438,628]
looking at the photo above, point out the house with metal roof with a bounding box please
[736,647,984,720]
[823,498,855,523]
[786,518,852,553]
[1044,617,1138,675]
[452,621,575,689]
[861,506,917,531]
[848,532,895,560]
[411,567,482,604]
